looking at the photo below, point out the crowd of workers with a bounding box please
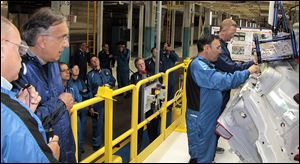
[1,7,261,163]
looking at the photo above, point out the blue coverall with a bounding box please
[114,48,130,88]
[13,53,76,163]
[87,68,116,148]
[186,56,251,163]
[1,83,56,162]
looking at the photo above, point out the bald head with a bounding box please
[1,16,22,82]
[1,16,19,39]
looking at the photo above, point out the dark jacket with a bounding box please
[72,49,90,82]
[114,48,130,88]
[87,68,116,96]
[145,57,164,75]
[13,53,76,163]
[114,48,130,72]
[98,50,115,72]
[214,39,254,110]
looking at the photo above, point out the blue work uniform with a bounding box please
[87,68,116,148]
[68,78,91,156]
[114,48,130,88]
[13,52,76,163]
[185,56,250,163]
[1,78,57,163]
[161,50,179,100]
[214,39,254,110]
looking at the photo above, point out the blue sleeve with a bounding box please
[74,87,82,102]
[80,79,93,99]
[190,61,250,91]
[215,52,254,73]
[35,98,65,121]
[86,73,97,109]
[69,87,82,103]
[87,73,94,96]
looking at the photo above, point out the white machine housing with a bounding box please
[216,60,299,163]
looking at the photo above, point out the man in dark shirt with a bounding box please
[72,42,90,82]
[98,43,115,74]
[160,43,179,101]
[145,47,164,75]
[114,41,130,89]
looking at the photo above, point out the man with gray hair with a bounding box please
[13,8,76,162]
[1,16,60,163]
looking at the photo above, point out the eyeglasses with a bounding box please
[5,40,29,56]
[41,34,69,43]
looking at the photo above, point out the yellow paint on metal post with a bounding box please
[70,108,78,162]
[175,59,191,132]
[161,63,185,138]
[97,86,114,163]
[130,73,163,162]
[70,96,104,162]
[130,85,139,162]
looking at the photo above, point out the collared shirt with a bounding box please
[27,48,46,65]
[1,76,12,91]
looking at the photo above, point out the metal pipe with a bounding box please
[93,1,97,55]
[112,84,135,96]
[155,1,162,74]
[112,129,133,146]
[138,5,144,58]
[97,1,103,55]
[87,1,90,45]
[70,97,104,114]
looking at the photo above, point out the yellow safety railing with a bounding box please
[70,59,191,163]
